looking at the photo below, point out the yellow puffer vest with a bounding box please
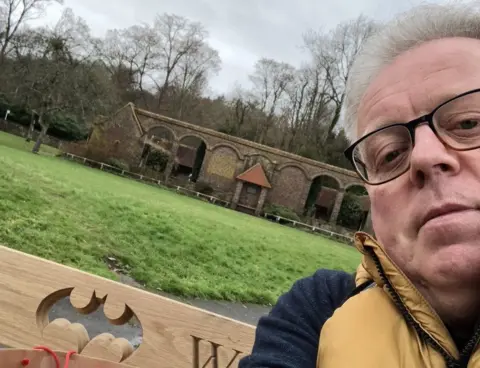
[317,232,480,368]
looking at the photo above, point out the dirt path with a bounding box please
[117,274,272,325]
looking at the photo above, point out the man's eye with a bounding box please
[384,150,401,163]
[458,119,479,129]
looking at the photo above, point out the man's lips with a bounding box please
[421,203,476,228]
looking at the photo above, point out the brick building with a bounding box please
[70,103,372,231]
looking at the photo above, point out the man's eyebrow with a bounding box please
[359,90,471,138]
[362,119,405,136]
[427,89,479,110]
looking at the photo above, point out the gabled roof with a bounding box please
[236,163,271,188]
[103,103,145,137]
[126,103,145,135]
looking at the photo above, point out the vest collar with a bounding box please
[353,232,460,359]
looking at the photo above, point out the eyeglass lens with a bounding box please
[352,91,480,184]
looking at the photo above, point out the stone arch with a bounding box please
[310,172,343,189]
[174,134,209,183]
[338,184,370,231]
[206,143,244,192]
[211,143,243,160]
[139,125,178,177]
[304,173,343,222]
[178,133,209,149]
[245,153,276,181]
[268,164,310,214]
[277,163,309,179]
[144,124,178,142]
[248,153,274,164]
[345,183,368,195]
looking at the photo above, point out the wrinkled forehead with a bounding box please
[356,37,480,140]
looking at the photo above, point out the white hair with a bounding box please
[343,1,480,143]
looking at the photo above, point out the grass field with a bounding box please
[0,132,59,155]
[0,131,361,305]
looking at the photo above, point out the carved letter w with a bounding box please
[192,335,242,368]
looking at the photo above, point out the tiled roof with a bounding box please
[236,163,271,188]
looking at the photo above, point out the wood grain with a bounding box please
[0,245,256,367]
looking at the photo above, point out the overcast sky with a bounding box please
[37,0,455,96]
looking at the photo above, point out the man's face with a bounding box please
[357,37,480,288]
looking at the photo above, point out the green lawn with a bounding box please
[0,131,361,305]
[0,131,59,155]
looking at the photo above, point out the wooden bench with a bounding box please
[0,245,256,367]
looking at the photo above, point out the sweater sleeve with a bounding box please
[238,269,354,368]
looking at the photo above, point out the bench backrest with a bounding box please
[0,245,256,367]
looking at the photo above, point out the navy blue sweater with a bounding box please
[239,269,355,368]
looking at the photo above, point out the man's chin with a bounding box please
[425,243,480,285]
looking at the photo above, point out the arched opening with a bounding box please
[246,154,275,180]
[173,135,207,183]
[338,185,370,231]
[140,126,176,178]
[304,175,341,222]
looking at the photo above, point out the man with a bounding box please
[240,3,480,368]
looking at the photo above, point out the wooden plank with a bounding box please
[0,245,255,367]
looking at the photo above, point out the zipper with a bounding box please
[366,247,480,368]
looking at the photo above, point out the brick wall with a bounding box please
[267,166,309,213]
[78,105,370,220]
[83,107,144,168]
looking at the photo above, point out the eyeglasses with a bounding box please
[344,88,480,185]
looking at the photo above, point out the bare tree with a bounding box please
[96,13,219,113]
[282,67,310,151]
[94,24,160,108]
[152,13,207,109]
[304,15,377,142]
[95,29,137,90]
[170,43,220,118]
[222,85,257,137]
[249,58,295,145]
[0,0,63,63]
[11,8,117,152]
[127,25,160,95]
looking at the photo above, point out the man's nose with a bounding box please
[409,125,461,188]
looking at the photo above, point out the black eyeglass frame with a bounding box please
[344,88,480,185]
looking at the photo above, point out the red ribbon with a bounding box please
[21,346,76,368]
